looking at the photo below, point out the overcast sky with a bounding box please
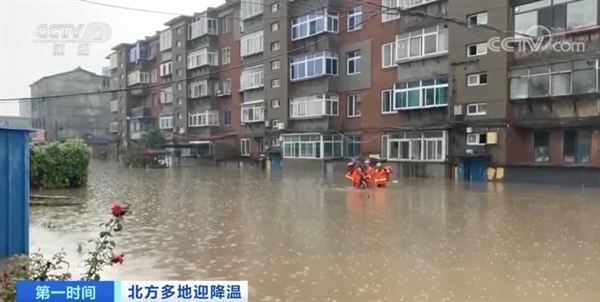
[0,0,223,116]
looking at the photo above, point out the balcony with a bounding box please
[290,95,339,119]
[131,87,150,96]
[189,110,219,127]
[188,18,218,40]
[130,107,152,119]
[241,101,265,123]
[130,131,146,140]
[110,100,119,113]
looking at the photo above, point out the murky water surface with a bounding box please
[30,161,600,301]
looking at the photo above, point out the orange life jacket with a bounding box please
[373,168,388,184]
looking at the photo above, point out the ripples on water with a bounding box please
[29,161,600,301]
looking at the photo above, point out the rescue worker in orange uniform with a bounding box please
[363,159,374,188]
[351,164,367,189]
[372,162,390,188]
[345,161,356,182]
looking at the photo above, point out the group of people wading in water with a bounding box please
[345,158,394,189]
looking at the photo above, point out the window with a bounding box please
[223,110,232,125]
[151,69,158,83]
[187,18,218,39]
[290,95,338,118]
[241,139,251,156]
[387,131,447,162]
[271,41,280,51]
[347,94,361,117]
[188,48,218,69]
[189,80,210,98]
[189,110,219,127]
[271,79,280,88]
[467,42,487,57]
[382,42,396,68]
[271,118,280,128]
[291,51,338,81]
[241,30,264,57]
[282,134,323,159]
[467,133,487,146]
[176,69,182,76]
[393,76,449,110]
[241,103,265,123]
[240,65,264,91]
[177,98,182,105]
[514,0,597,36]
[160,87,173,103]
[177,83,182,90]
[467,73,488,86]
[291,10,339,41]
[271,99,280,108]
[271,60,280,70]
[177,28,182,34]
[241,0,263,19]
[110,122,119,133]
[509,60,598,100]
[176,54,182,62]
[222,78,232,95]
[467,103,487,116]
[344,134,361,157]
[221,47,231,65]
[160,62,173,76]
[222,16,231,33]
[127,71,150,86]
[468,12,488,26]
[382,0,400,22]
[176,41,181,48]
[533,131,550,163]
[110,100,119,112]
[396,25,448,61]
[381,90,394,114]
[159,29,172,51]
[272,138,281,147]
[177,112,182,119]
[159,115,173,129]
[348,6,362,31]
[347,50,361,75]
[271,22,279,32]
[563,130,591,163]
[271,2,279,12]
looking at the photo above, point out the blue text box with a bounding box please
[16,281,114,302]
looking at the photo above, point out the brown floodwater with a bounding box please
[29,161,600,301]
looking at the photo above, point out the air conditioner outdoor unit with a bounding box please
[276,122,285,130]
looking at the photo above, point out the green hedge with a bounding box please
[30,138,92,189]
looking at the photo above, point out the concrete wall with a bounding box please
[30,69,111,142]
[504,165,600,188]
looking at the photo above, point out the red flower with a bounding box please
[111,204,126,217]
[110,253,124,265]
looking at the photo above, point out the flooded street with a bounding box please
[30,161,600,301]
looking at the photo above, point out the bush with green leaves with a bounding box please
[30,138,92,189]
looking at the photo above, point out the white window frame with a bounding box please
[271,41,280,51]
[241,30,264,57]
[151,69,158,83]
[468,12,488,27]
[271,22,280,32]
[160,62,173,77]
[290,95,339,118]
[241,0,263,20]
[271,2,279,12]
[395,24,448,61]
[159,29,172,51]
[381,89,395,114]
[240,65,264,91]
[271,60,280,70]
[222,78,232,95]
[282,134,324,159]
[241,101,265,123]
[188,110,219,127]
[241,138,251,156]
[160,87,173,104]
[467,73,488,86]
[110,100,119,113]
[347,94,361,117]
[382,42,396,68]
[466,103,487,116]
[271,99,280,108]
[467,42,488,57]
[187,48,218,69]
[127,71,150,86]
[387,131,447,162]
[291,10,339,41]
[221,16,231,33]
[223,110,232,125]
[467,133,486,146]
[348,5,362,32]
[271,79,280,88]
[109,122,119,133]
[290,51,338,81]
[159,115,174,129]
[109,53,118,69]
[222,47,231,65]
[393,77,449,110]
[189,80,211,98]
[347,50,361,75]
[188,18,218,40]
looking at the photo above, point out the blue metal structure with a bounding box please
[0,126,33,258]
